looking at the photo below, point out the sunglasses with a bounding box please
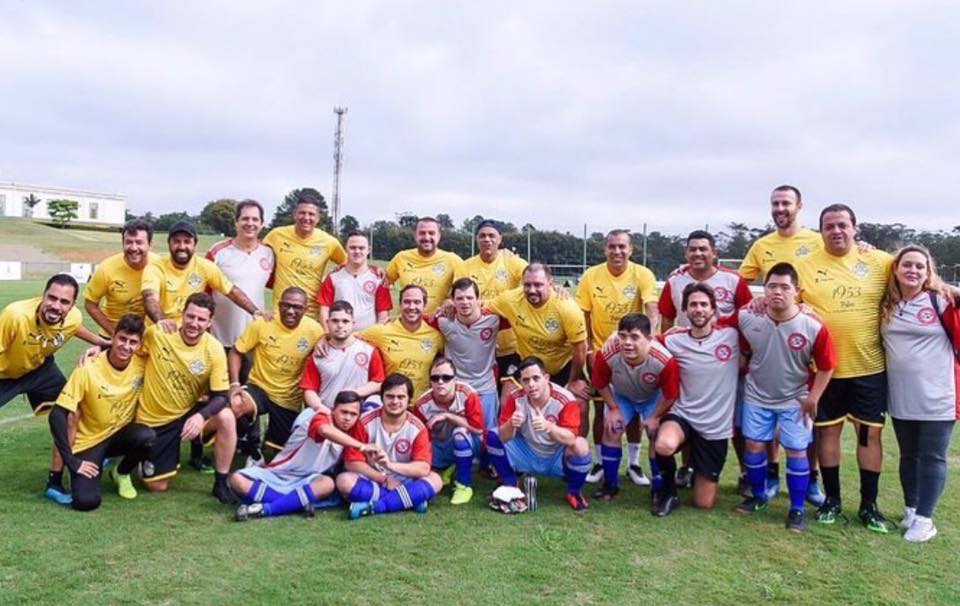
[430,374,455,383]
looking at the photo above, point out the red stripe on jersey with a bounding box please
[206,238,235,261]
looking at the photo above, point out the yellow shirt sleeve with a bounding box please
[141,262,163,293]
[560,300,587,344]
[329,239,347,266]
[739,243,762,281]
[202,258,234,294]
[359,323,385,349]
[0,308,18,355]
[485,290,515,322]
[638,266,657,303]
[386,254,400,282]
[55,364,88,413]
[233,319,260,354]
[208,339,230,392]
[508,252,528,282]
[84,265,108,303]
[575,270,593,312]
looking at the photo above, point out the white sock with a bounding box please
[595,444,603,462]
[627,442,641,466]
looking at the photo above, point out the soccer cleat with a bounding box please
[785,509,807,533]
[302,502,316,518]
[235,503,265,522]
[904,516,937,543]
[858,504,894,534]
[764,476,781,500]
[627,464,650,487]
[736,496,768,514]
[190,456,215,475]
[440,466,455,487]
[899,507,917,530]
[450,481,474,505]
[349,501,375,520]
[479,464,499,480]
[815,498,844,525]
[653,494,679,517]
[585,463,604,484]
[44,485,73,506]
[110,467,138,500]
[414,500,429,514]
[805,479,826,506]
[566,492,590,511]
[212,481,238,505]
[675,466,693,489]
[593,483,620,501]
[737,473,752,498]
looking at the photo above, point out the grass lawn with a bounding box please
[1,281,959,605]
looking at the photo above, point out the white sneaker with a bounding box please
[899,507,917,530]
[627,464,651,486]
[585,463,604,484]
[904,516,938,543]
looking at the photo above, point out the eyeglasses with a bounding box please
[430,374,455,383]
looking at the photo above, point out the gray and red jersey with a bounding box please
[882,292,960,421]
[427,312,509,394]
[658,267,753,328]
[661,326,741,440]
[300,339,386,406]
[257,409,343,480]
[344,408,432,481]
[725,309,836,409]
[206,239,274,346]
[591,339,680,404]
[317,266,393,331]
[413,381,484,442]
[499,383,580,458]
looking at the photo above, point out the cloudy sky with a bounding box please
[1,1,957,234]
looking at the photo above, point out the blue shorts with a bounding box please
[612,389,659,427]
[733,378,746,429]
[432,432,481,469]
[478,391,499,431]
[504,435,566,479]
[741,402,812,451]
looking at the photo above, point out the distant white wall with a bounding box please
[0,182,126,225]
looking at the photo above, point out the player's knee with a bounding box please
[602,427,623,445]
[228,472,247,493]
[693,493,716,509]
[311,476,336,498]
[72,494,101,512]
[145,480,169,492]
[335,473,357,495]
[654,437,675,457]
[485,430,503,449]
[451,427,470,443]
[744,439,765,453]
[425,472,444,493]
[570,437,589,457]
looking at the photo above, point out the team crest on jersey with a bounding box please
[187,273,202,288]
[354,352,369,366]
[787,333,808,350]
[917,307,938,325]
[480,327,495,342]
[189,359,205,375]
[259,257,272,271]
[852,261,870,279]
[310,246,323,257]
[421,338,435,352]
[496,268,508,282]
[131,377,144,391]
[362,280,377,294]
[713,286,731,303]
[642,372,658,385]
[795,245,811,258]
[623,285,637,299]
[715,344,733,361]
[544,318,560,333]
[395,438,412,455]
[433,262,446,275]
[296,337,310,353]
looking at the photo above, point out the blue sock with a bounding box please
[485,431,517,486]
[649,456,662,493]
[744,450,768,500]
[600,444,622,488]
[263,483,317,517]
[453,432,474,487]
[244,480,283,505]
[565,453,592,495]
[348,476,376,503]
[374,479,436,514]
[786,455,810,512]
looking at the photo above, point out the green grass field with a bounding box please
[1,280,959,605]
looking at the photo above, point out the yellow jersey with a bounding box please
[55,354,146,453]
[0,297,82,379]
[796,248,893,378]
[360,319,443,399]
[458,250,528,355]
[233,316,325,411]
[575,261,658,349]
[486,288,587,375]
[386,248,464,313]
[141,254,233,322]
[262,226,347,317]
[739,228,823,281]
[84,251,160,323]
[135,326,230,426]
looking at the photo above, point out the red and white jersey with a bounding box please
[258,409,343,480]
[428,312,508,394]
[413,382,484,442]
[206,239,274,346]
[658,266,753,327]
[882,291,960,421]
[499,383,580,458]
[661,326,741,440]
[592,339,680,404]
[300,338,385,407]
[727,309,836,409]
[317,266,393,331]
[344,408,432,481]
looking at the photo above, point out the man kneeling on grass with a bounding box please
[336,373,443,519]
[231,390,379,520]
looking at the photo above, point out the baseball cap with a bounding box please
[168,220,198,240]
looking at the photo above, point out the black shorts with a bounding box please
[142,406,216,483]
[70,423,155,510]
[661,413,728,483]
[817,372,887,428]
[0,356,66,413]
[247,383,298,451]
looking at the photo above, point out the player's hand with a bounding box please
[603,406,625,435]
[180,413,205,441]
[78,345,103,367]
[258,309,275,322]
[855,240,874,253]
[642,416,660,437]
[566,379,591,401]
[370,264,387,283]
[427,413,447,432]
[158,319,177,333]
[74,460,100,479]
[799,395,818,419]
[510,406,525,428]
[663,326,685,336]
[529,407,549,433]
[384,476,400,490]
[359,444,381,456]
[437,299,455,321]
[551,283,570,300]
[747,296,767,314]
[313,336,331,358]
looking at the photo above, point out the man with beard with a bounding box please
[84,219,159,335]
[386,217,463,314]
[0,274,111,503]
[318,231,392,330]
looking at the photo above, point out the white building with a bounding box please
[0,182,126,225]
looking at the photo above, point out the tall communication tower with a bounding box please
[331,107,348,232]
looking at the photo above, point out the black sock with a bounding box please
[191,440,204,460]
[767,462,780,479]
[859,469,880,510]
[809,468,819,483]
[821,465,841,501]
[214,471,229,485]
[47,469,64,488]
[656,454,678,497]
